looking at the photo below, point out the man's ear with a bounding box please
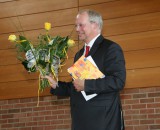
[92,22,99,31]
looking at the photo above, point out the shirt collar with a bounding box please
[85,34,100,49]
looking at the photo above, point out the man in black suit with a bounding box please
[44,9,126,130]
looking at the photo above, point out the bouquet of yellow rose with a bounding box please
[8,22,75,93]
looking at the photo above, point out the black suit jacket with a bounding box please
[51,35,126,130]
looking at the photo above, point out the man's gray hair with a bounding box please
[78,9,103,31]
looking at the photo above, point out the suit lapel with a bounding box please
[88,35,104,57]
[75,35,104,61]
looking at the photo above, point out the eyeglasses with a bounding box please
[75,21,96,29]
[75,23,86,29]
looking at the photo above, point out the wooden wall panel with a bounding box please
[0,59,73,82]
[0,43,77,66]
[0,77,72,100]
[0,49,19,65]
[45,48,160,76]
[0,64,38,82]
[1,47,160,69]
[0,0,77,18]
[0,0,160,100]
[0,8,77,34]
[109,30,160,51]
[126,67,160,88]
[57,29,160,53]
[0,0,13,2]
[1,47,160,82]
[0,34,15,49]
[0,25,77,50]
[0,80,40,100]
[80,0,160,19]
[2,28,159,51]
[1,67,160,100]
[102,12,160,36]
[125,48,160,69]
[79,0,117,6]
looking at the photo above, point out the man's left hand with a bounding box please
[73,79,85,92]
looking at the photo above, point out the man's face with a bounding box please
[75,12,94,43]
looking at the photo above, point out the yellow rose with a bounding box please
[45,22,51,31]
[67,39,75,47]
[8,35,17,42]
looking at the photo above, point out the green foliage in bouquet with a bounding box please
[8,22,75,93]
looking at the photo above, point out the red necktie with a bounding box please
[85,46,90,57]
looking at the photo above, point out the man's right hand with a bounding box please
[41,75,57,89]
